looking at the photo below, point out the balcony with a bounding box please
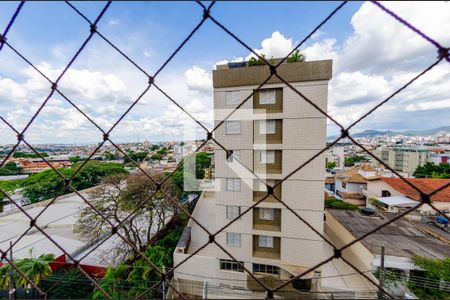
[253,208,281,232]
[253,88,283,114]
[252,235,281,259]
[254,150,282,174]
[254,119,282,144]
[253,180,282,202]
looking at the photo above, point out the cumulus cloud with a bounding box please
[185,66,212,95]
[246,31,293,60]
[300,1,450,132]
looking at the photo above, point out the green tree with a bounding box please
[248,54,266,66]
[13,151,48,158]
[0,161,23,176]
[408,256,450,299]
[151,153,163,161]
[344,155,368,167]
[156,147,167,156]
[326,161,336,169]
[39,268,94,299]
[20,161,127,203]
[171,152,211,196]
[75,173,178,263]
[123,151,148,163]
[93,225,185,299]
[69,155,83,164]
[325,198,358,210]
[287,50,305,63]
[103,151,118,161]
[0,180,23,213]
[15,251,55,296]
[0,251,55,298]
[414,162,450,178]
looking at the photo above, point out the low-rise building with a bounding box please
[364,177,450,216]
[325,208,450,298]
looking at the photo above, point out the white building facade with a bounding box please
[172,60,332,298]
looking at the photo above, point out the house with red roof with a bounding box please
[364,177,450,216]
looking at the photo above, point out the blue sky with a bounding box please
[0,1,449,144]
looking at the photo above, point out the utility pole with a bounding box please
[162,265,167,300]
[378,245,385,299]
[8,241,15,300]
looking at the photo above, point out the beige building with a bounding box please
[373,148,430,176]
[172,60,335,298]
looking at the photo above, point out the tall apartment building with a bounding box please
[374,148,431,176]
[172,59,332,298]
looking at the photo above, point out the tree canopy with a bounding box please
[414,162,450,178]
[123,151,148,163]
[171,152,211,196]
[21,161,127,203]
[0,161,23,176]
[344,155,369,166]
[13,151,48,158]
[75,172,178,264]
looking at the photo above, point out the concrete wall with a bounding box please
[324,211,376,278]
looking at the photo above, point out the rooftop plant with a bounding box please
[247,54,266,66]
[287,50,305,63]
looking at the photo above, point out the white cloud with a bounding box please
[406,100,450,112]
[143,50,153,58]
[185,66,212,95]
[246,31,293,60]
[0,77,28,102]
[108,20,119,26]
[303,39,338,62]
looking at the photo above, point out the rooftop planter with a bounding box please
[214,57,332,88]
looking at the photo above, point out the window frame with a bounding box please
[258,235,274,248]
[225,90,241,106]
[260,150,275,164]
[226,232,241,247]
[259,89,276,105]
[226,178,241,191]
[259,120,276,135]
[220,259,244,272]
[253,263,280,275]
[259,208,275,221]
[226,205,241,219]
[225,121,241,135]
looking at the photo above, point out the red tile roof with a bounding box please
[381,178,450,202]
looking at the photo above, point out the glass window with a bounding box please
[226,233,241,247]
[253,263,280,275]
[225,91,241,106]
[259,120,276,134]
[220,259,244,272]
[226,205,240,219]
[259,208,275,220]
[260,150,275,164]
[258,235,274,248]
[259,90,276,105]
[226,150,241,162]
[342,182,346,189]
[226,178,241,191]
[225,121,241,134]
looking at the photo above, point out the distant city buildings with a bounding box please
[374,148,431,176]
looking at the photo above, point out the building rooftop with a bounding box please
[380,177,450,202]
[327,209,450,259]
[213,59,332,88]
